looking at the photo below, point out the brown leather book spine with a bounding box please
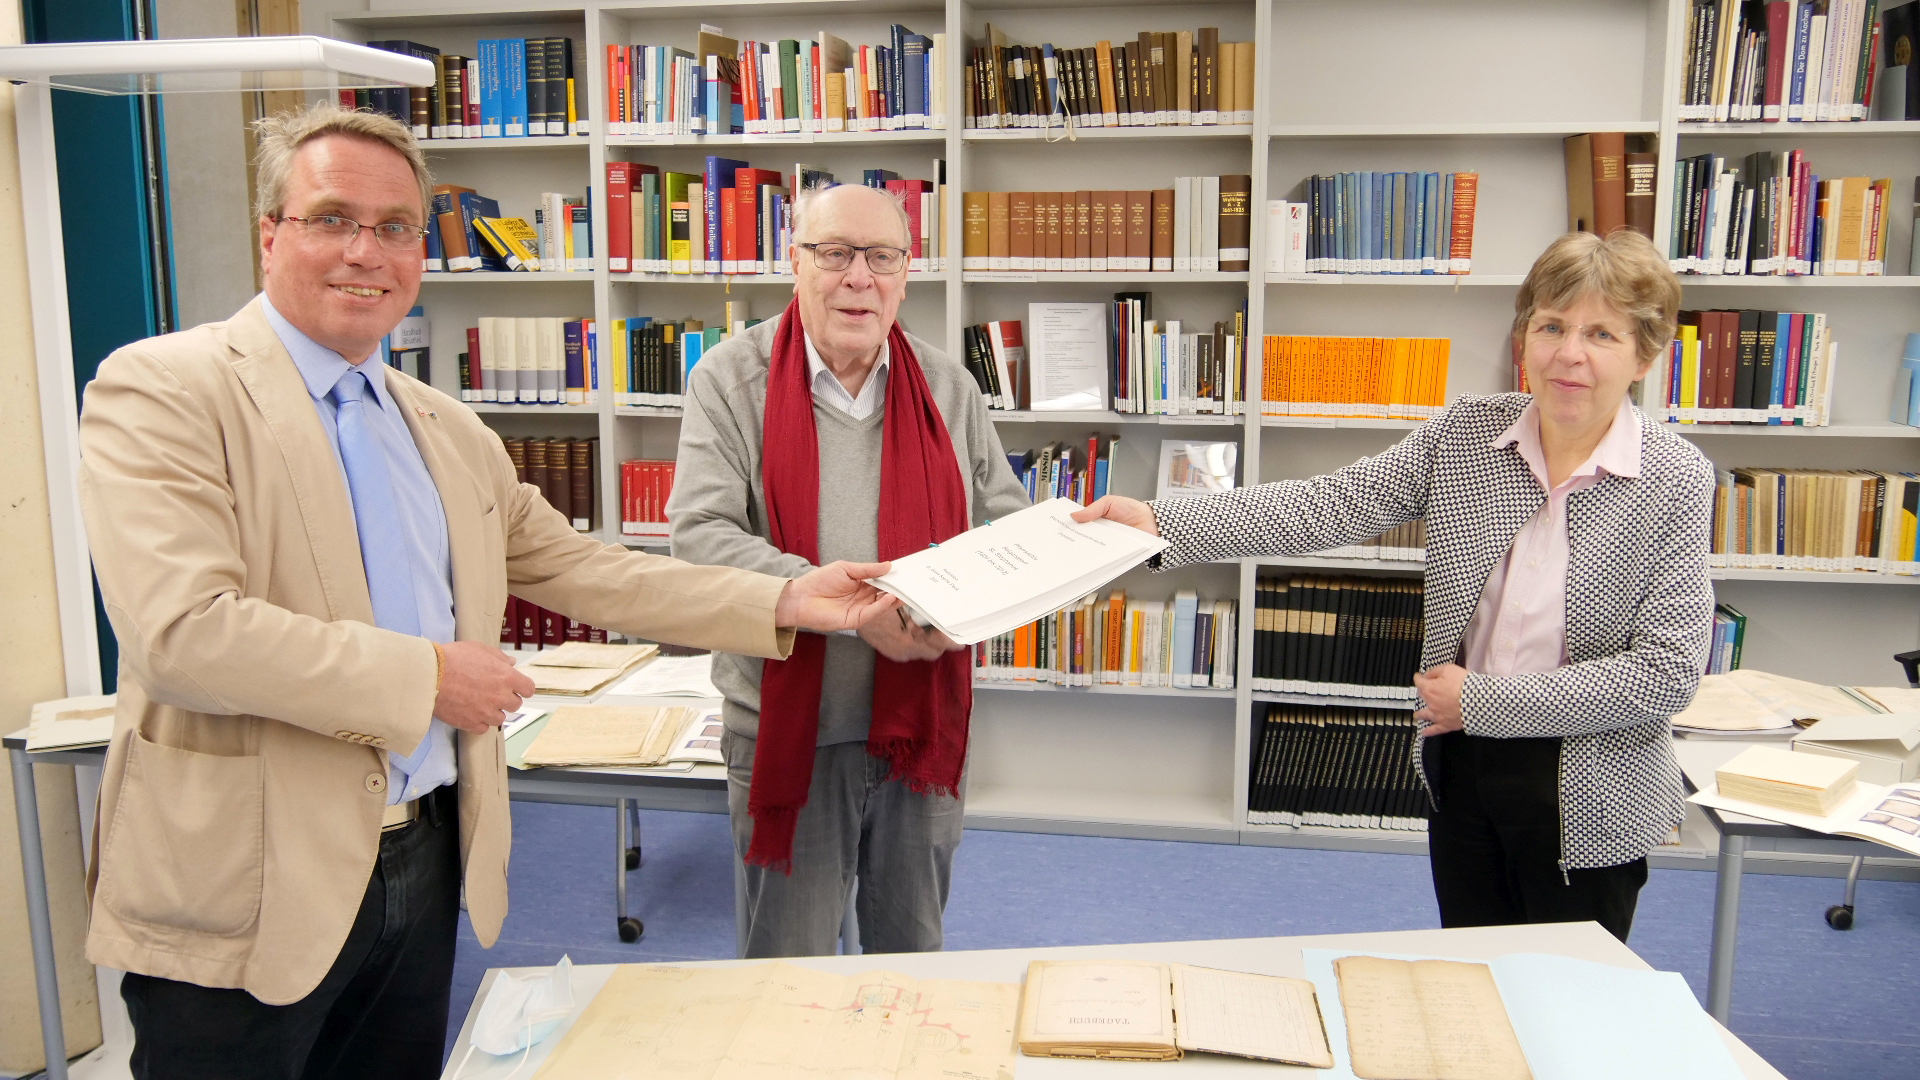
[1717,310,1740,411]
[1107,191,1128,269]
[569,438,595,530]
[989,191,1011,268]
[504,438,527,485]
[1074,190,1092,270]
[526,439,550,508]
[1150,189,1174,270]
[1136,32,1156,122]
[1090,192,1109,269]
[1197,27,1219,121]
[1113,44,1131,123]
[1126,190,1151,270]
[1217,174,1251,272]
[963,191,989,268]
[545,438,573,523]
[1624,151,1658,239]
[1448,173,1478,273]
[1563,134,1595,232]
[1590,131,1628,237]
[1039,191,1061,270]
[1009,191,1036,270]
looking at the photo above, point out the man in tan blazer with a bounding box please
[76,104,896,1080]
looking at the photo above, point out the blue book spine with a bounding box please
[564,320,584,401]
[1332,173,1346,271]
[1420,173,1439,273]
[1669,339,1683,415]
[1788,1,1814,119]
[587,322,598,393]
[504,38,529,136]
[1369,171,1384,272]
[704,157,746,273]
[478,39,503,136]
[683,329,705,384]
[457,192,507,271]
[1093,453,1110,500]
[424,214,444,271]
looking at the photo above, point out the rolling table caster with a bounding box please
[625,801,642,870]
[1825,855,1863,930]
[615,798,644,943]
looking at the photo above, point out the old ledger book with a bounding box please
[1015,960,1334,1067]
[532,961,1017,1079]
[872,497,1168,646]
[520,705,701,768]
[519,641,659,696]
[1334,956,1530,1080]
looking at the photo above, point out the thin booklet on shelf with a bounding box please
[871,497,1168,646]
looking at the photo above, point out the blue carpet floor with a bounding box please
[451,802,1920,1078]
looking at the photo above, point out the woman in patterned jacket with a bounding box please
[1077,229,1713,941]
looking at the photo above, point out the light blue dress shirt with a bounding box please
[262,296,459,804]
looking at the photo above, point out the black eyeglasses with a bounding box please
[276,214,430,250]
[796,242,910,274]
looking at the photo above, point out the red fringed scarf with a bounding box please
[751,298,973,871]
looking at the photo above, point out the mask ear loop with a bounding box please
[444,1009,538,1080]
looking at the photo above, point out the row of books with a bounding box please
[612,308,760,409]
[1670,150,1897,276]
[1279,172,1479,276]
[1709,603,1750,675]
[620,459,677,538]
[1259,336,1452,420]
[501,596,611,649]
[608,160,947,275]
[1678,0,1896,121]
[352,38,587,139]
[1007,435,1119,506]
[1251,575,1422,703]
[606,25,949,136]
[1710,467,1920,574]
[1305,522,1428,565]
[959,181,1253,273]
[504,436,598,531]
[1247,705,1427,831]
[963,26,1255,129]
[428,184,590,273]
[1651,308,1837,425]
[458,317,599,405]
[1564,132,1658,240]
[972,589,1236,690]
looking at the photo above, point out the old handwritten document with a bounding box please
[532,962,1018,1080]
[1015,959,1334,1067]
[1334,956,1531,1080]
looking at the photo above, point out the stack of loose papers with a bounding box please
[520,705,701,767]
[1671,669,1881,736]
[1715,745,1859,815]
[26,694,117,752]
[872,498,1169,646]
[517,641,659,696]
[1691,776,1920,857]
[606,652,721,698]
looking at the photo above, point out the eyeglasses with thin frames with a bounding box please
[1525,318,1636,353]
[796,242,910,274]
[276,214,430,251]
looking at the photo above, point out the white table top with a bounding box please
[440,922,1785,1079]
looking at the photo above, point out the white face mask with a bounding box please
[454,955,576,1076]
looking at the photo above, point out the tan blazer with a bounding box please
[77,297,794,1005]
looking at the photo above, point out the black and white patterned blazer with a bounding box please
[1153,393,1716,870]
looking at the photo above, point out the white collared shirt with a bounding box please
[803,332,889,419]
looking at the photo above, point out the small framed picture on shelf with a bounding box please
[1156,440,1236,502]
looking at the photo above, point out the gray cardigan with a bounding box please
[667,315,1031,743]
[1152,393,1716,870]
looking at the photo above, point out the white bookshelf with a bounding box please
[309,0,1920,855]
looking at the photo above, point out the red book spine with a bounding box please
[540,606,565,647]
[606,161,633,271]
[742,42,761,127]
[465,325,482,400]
[721,187,738,273]
[338,89,356,109]
[1762,0,1790,120]
[501,596,520,645]
[463,62,480,131]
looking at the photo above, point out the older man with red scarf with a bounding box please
[669,183,1030,956]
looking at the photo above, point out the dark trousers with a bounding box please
[121,784,460,1080]
[1427,731,1648,942]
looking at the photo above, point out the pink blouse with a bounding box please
[1460,398,1641,678]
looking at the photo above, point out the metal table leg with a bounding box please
[1707,831,1748,1024]
[10,746,68,1080]
[613,798,641,942]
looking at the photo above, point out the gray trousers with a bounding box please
[723,730,964,958]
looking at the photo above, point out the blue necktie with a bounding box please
[330,368,422,637]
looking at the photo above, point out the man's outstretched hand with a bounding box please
[776,560,901,633]
[1071,495,1160,536]
[434,641,535,734]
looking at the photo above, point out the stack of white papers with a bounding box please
[607,653,722,699]
[872,498,1169,646]
[27,694,116,752]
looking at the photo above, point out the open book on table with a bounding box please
[1015,959,1334,1066]
[871,497,1169,646]
[1672,668,1920,736]
[1689,777,1920,857]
